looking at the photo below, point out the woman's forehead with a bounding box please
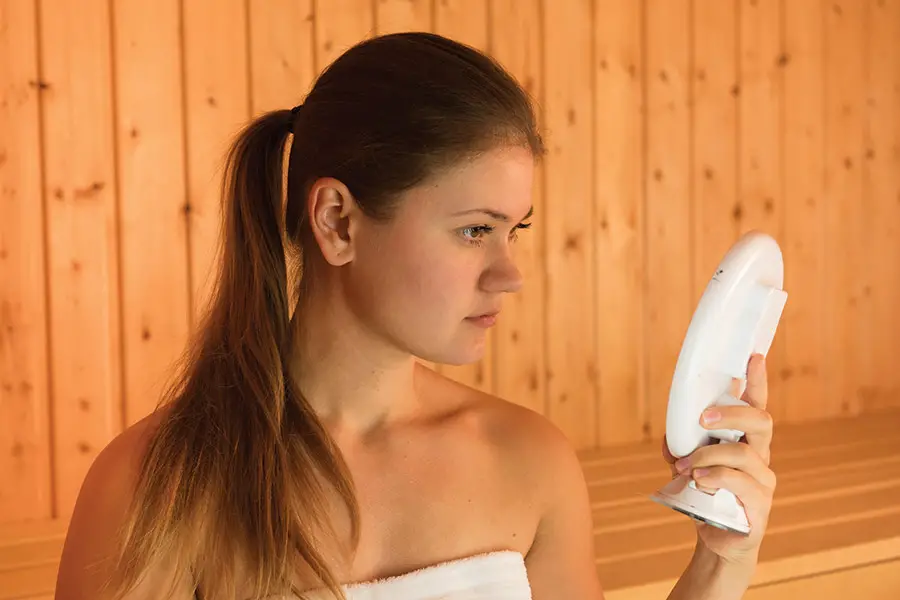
[403,147,535,218]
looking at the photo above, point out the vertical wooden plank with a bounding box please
[183,0,251,321]
[543,0,596,449]
[862,0,900,412]
[315,0,375,70]
[489,0,546,416]
[249,0,317,116]
[113,0,191,426]
[39,0,123,517]
[433,0,493,394]
[823,0,865,418]
[644,0,691,441]
[434,0,488,48]
[376,0,433,33]
[738,0,786,420]
[593,0,645,445]
[692,1,739,301]
[0,0,53,522]
[782,0,827,422]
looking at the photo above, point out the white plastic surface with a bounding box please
[665,231,788,459]
[651,230,788,535]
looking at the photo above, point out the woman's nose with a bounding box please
[480,254,523,294]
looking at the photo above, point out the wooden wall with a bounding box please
[1,0,899,525]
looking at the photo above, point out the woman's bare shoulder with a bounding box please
[427,366,580,489]
[56,406,183,599]
[481,393,580,476]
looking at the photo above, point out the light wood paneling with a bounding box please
[0,0,53,522]
[113,0,192,426]
[692,1,740,307]
[782,0,827,423]
[738,0,785,419]
[248,0,318,115]
[593,0,645,445]
[375,0,433,34]
[183,0,251,321]
[862,0,900,413]
[543,0,597,449]
[824,0,867,417]
[39,0,123,520]
[743,559,900,600]
[314,0,374,70]
[1,2,900,533]
[644,0,692,441]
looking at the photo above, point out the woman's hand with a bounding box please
[661,353,777,566]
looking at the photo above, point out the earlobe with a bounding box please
[307,177,356,266]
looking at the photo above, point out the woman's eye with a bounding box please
[461,225,493,244]
[460,222,533,246]
[510,222,532,241]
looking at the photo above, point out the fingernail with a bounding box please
[693,468,710,478]
[675,457,691,472]
[702,409,721,425]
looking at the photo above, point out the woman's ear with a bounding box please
[306,177,358,267]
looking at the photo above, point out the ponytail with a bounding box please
[106,108,360,600]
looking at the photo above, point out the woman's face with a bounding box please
[343,145,535,366]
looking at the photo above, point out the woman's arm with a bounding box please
[522,420,605,600]
[667,543,756,600]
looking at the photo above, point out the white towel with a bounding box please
[296,550,533,600]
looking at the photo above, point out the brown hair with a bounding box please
[106,32,545,600]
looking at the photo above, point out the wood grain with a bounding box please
[39,0,123,519]
[0,0,53,522]
[113,0,192,426]
[593,0,645,445]
[543,0,597,448]
[782,0,827,423]
[644,0,692,441]
[824,0,867,418]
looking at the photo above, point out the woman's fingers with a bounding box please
[676,436,776,490]
[664,354,773,479]
[690,465,776,520]
[701,354,773,465]
[701,404,773,466]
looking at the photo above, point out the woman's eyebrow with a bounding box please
[450,206,534,222]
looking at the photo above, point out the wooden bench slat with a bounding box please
[597,510,900,593]
[0,521,67,545]
[595,452,900,531]
[588,443,900,512]
[595,479,900,562]
[2,412,898,598]
[0,561,57,600]
[0,537,63,573]
[744,558,900,600]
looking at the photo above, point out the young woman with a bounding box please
[55,32,776,600]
